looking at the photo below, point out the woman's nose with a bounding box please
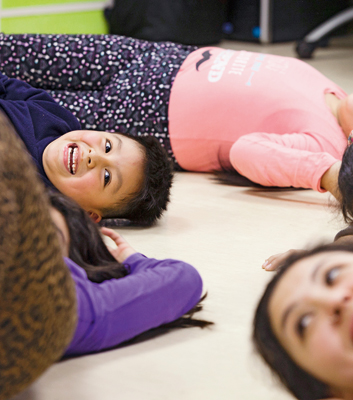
[316,288,351,318]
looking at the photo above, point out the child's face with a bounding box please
[269,251,353,396]
[43,130,145,221]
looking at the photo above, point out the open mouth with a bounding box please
[67,144,78,175]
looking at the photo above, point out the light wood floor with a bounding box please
[13,36,353,400]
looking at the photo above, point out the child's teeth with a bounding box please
[68,147,73,172]
[72,147,78,174]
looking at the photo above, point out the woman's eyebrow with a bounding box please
[311,260,324,282]
[281,260,323,330]
[281,302,298,330]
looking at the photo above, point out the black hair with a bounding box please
[116,293,213,348]
[49,191,213,334]
[102,134,174,227]
[338,144,353,223]
[49,191,128,283]
[213,152,279,188]
[252,243,353,400]
[213,156,309,191]
[213,164,266,188]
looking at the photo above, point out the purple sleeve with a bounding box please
[64,253,203,356]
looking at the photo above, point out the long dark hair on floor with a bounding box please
[118,293,213,348]
[252,244,353,399]
[49,192,128,283]
[50,192,213,333]
[213,152,282,188]
[213,159,307,191]
[338,143,353,223]
[213,164,266,188]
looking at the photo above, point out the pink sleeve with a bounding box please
[229,132,340,192]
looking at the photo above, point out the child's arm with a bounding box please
[64,252,203,356]
[229,132,340,192]
[320,161,341,199]
[0,33,135,90]
[262,225,353,271]
[262,249,307,271]
[334,224,353,244]
[0,72,80,142]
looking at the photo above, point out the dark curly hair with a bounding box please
[102,134,174,226]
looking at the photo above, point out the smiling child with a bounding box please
[0,72,173,225]
[43,130,145,222]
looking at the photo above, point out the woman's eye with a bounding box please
[325,267,340,286]
[105,139,112,153]
[104,170,111,186]
[296,314,312,338]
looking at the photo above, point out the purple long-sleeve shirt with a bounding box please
[64,253,203,356]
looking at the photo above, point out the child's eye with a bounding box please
[325,267,340,286]
[105,140,112,153]
[296,314,312,338]
[104,170,111,186]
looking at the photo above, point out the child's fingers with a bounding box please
[262,254,279,270]
[262,249,301,271]
[101,227,125,245]
[262,260,273,271]
[262,253,286,271]
[264,262,277,271]
[100,227,117,237]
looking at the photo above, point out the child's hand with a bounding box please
[262,249,306,271]
[101,227,137,263]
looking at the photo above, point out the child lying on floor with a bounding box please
[2,33,353,201]
[3,33,353,224]
[0,111,210,399]
[49,190,211,357]
[0,71,173,226]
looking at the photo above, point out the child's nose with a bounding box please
[86,150,104,169]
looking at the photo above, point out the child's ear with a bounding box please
[88,211,102,223]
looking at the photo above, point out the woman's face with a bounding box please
[49,207,70,258]
[269,251,353,397]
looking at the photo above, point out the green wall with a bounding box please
[1,0,109,34]
[3,0,99,8]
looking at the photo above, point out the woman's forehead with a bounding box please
[268,253,324,327]
[269,251,353,327]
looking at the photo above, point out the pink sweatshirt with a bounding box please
[169,47,347,191]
